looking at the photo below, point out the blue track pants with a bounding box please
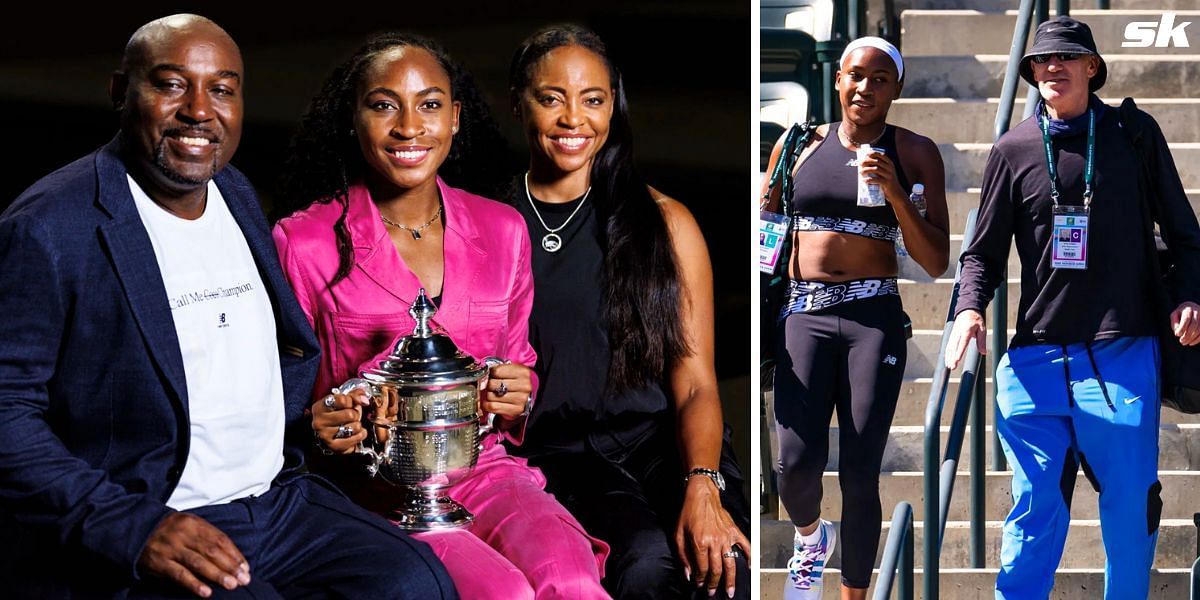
[994,336,1161,600]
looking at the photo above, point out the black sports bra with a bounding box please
[790,122,911,241]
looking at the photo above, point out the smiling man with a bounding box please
[0,14,456,599]
[945,16,1200,600]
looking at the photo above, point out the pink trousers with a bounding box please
[409,443,610,600]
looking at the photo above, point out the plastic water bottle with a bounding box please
[855,145,887,207]
[897,184,930,281]
[909,183,927,217]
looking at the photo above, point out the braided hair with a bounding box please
[275,32,510,284]
[510,24,688,393]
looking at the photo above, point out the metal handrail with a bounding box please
[1192,513,1200,600]
[1192,556,1199,600]
[873,501,914,600]
[922,209,985,600]
[989,0,1043,475]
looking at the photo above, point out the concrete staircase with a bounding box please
[760,2,1200,597]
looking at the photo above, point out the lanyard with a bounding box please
[1039,107,1095,207]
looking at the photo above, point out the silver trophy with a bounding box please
[336,288,497,530]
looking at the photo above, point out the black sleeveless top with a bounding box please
[509,181,670,459]
[790,122,911,241]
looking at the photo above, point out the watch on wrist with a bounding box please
[684,467,725,492]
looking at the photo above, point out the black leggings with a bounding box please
[773,294,906,589]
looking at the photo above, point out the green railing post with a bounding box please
[814,35,847,124]
[1097,0,1110,8]
[1192,557,1200,600]
[901,516,914,600]
[989,0,1040,474]
[923,371,942,600]
[1193,512,1200,599]
[923,208,983,600]
[881,0,898,43]
[874,502,915,600]
[971,358,987,567]
[848,0,862,39]
[991,277,1007,472]
[1056,0,1069,16]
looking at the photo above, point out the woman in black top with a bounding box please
[759,37,949,599]
[505,24,751,600]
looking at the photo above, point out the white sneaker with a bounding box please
[784,520,836,599]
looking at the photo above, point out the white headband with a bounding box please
[839,36,904,81]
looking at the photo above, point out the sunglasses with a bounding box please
[1030,52,1087,64]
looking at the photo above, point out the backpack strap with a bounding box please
[1120,96,1175,324]
[1120,97,1158,221]
[763,121,816,216]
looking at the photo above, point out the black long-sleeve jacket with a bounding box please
[957,101,1200,348]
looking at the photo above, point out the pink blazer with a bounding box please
[273,178,537,446]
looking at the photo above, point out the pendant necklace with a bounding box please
[524,171,592,253]
[380,204,442,240]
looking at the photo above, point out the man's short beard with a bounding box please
[153,139,218,186]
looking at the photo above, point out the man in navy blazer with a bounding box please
[0,14,457,599]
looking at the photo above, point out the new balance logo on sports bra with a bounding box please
[793,215,899,242]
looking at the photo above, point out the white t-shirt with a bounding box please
[128,176,285,510]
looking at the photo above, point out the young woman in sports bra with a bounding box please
[759,37,950,600]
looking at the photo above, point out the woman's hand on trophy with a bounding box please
[311,388,369,454]
[481,362,533,422]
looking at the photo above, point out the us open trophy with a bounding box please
[336,288,496,530]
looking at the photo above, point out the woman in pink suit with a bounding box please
[271,32,608,600]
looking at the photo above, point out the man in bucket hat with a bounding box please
[945,16,1200,599]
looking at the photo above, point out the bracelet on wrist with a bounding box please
[683,467,725,492]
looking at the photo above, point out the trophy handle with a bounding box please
[479,357,505,436]
[337,378,384,476]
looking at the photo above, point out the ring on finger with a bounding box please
[496,381,508,397]
[722,549,739,558]
[323,395,337,410]
[334,424,354,439]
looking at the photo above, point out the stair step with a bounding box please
[758,567,1190,600]
[890,379,1200,426]
[899,280,1020,331]
[902,10,1200,57]
[759,517,1199,569]
[891,98,1200,144]
[762,419,1200,475]
[811,423,1200,471]
[904,327,1015,380]
[781,470,1200,522]
[904,54,1200,100]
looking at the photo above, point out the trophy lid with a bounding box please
[363,288,486,385]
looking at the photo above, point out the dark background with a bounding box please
[0,2,751,462]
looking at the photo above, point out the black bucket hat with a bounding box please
[1019,16,1107,92]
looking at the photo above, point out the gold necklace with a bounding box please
[839,124,888,148]
[380,205,442,240]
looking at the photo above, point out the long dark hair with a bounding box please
[510,24,688,393]
[275,32,510,284]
